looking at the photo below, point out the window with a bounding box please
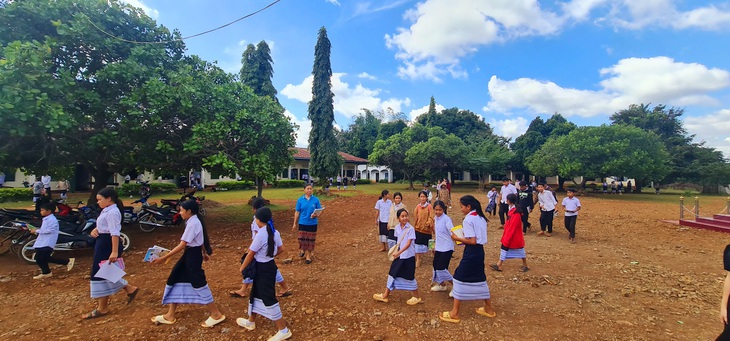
[2,169,16,182]
[290,169,299,180]
[346,170,354,177]
[281,170,289,179]
[452,172,463,181]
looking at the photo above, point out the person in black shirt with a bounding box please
[517,181,535,233]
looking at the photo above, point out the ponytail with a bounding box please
[181,199,212,255]
[459,195,487,221]
[266,221,275,258]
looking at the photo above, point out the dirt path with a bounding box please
[0,191,726,340]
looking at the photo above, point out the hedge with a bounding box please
[273,180,305,188]
[378,179,389,183]
[215,180,255,190]
[0,188,33,203]
[118,182,178,196]
[356,179,371,184]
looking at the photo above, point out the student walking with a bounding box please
[56,179,69,201]
[439,195,495,323]
[41,174,52,199]
[517,181,535,233]
[336,175,341,190]
[150,200,225,327]
[498,178,517,228]
[412,191,434,268]
[31,201,74,279]
[562,188,581,243]
[82,188,140,319]
[431,200,454,292]
[373,208,422,305]
[343,176,349,190]
[292,184,323,264]
[387,192,406,250]
[536,182,558,236]
[374,190,393,252]
[490,194,528,272]
[237,207,293,341]
[485,186,498,217]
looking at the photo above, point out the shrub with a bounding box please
[378,179,389,183]
[273,179,305,188]
[356,179,371,184]
[118,182,177,196]
[215,180,255,190]
[0,188,32,203]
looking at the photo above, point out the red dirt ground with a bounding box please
[0,190,727,340]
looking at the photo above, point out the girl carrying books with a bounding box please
[373,208,422,305]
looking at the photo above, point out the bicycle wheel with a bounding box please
[0,224,19,256]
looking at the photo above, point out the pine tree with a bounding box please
[307,27,342,185]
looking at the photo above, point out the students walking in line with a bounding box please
[490,194,528,272]
[498,177,517,228]
[150,200,225,328]
[237,207,293,341]
[374,190,393,252]
[536,182,558,237]
[387,192,406,250]
[439,195,495,323]
[373,208,422,305]
[431,200,454,292]
[562,188,581,243]
[412,191,434,268]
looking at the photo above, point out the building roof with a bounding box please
[291,147,368,164]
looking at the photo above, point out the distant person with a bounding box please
[627,180,632,193]
[611,181,617,194]
[56,178,69,201]
[0,171,5,188]
[498,178,518,229]
[412,191,434,268]
[617,181,624,195]
[536,182,558,237]
[602,181,608,194]
[343,176,349,190]
[562,188,581,243]
[352,175,357,189]
[387,192,406,250]
[124,175,130,184]
[485,186,498,217]
[517,181,535,233]
[32,177,43,203]
[374,190,393,252]
[336,175,341,190]
[490,193,528,272]
[41,174,52,198]
[291,184,323,264]
[31,201,75,280]
[655,183,660,195]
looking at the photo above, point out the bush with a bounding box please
[378,179,390,183]
[0,188,32,203]
[273,179,305,188]
[215,180,255,190]
[118,182,177,196]
[356,179,371,184]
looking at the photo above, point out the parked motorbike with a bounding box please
[137,205,184,232]
[159,191,206,216]
[122,195,151,225]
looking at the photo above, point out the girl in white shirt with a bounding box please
[373,208,422,306]
[431,200,454,292]
[387,192,406,249]
[374,190,393,252]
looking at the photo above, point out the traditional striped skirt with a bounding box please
[249,260,282,321]
[378,222,388,243]
[500,248,526,261]
[243,269,284,284]
[90,234,127,299]
[386,256,417,291]
[414,231,430,254]
[387,229,397,249]
[162,246,214,305]
[452,244,490,301]
[298,224,317,251]
[432,250,454,284]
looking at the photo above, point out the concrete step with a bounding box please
[696,217,730,227]
[714,214,730,222]
[680,219,730,233]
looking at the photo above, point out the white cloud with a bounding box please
[357,72,377,80]
[120,0,159,19]
[285,110,311,148]
[408,103,445,121]
[281,73,412,117]
[684,109,730,158]
[488,117,530,141]
[485,57,730,117]
[605,1,730,30]
[325,0,340,5]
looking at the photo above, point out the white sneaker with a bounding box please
[430,284,448,292]
[33,273,52,280]
[448,290,453,298]
[268,329,292,341]
[67,258,75,272]
[236,317,255,331]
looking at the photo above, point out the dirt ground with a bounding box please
[0,189,728,340]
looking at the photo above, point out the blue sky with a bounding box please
[124,0,730,157]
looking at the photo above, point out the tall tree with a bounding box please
[240,41,278,103]
[307,27,341,184]
[340,109,382,159]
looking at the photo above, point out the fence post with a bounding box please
[726,197,730,215]
[695,196,700,219]
[679,196,684,220]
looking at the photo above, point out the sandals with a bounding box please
[276,290,293,298]
[201,315,226,328]
[489,264,502,272]
[438,311,460,324]
[406,297,422,305]
[127,288,140,305]
[229,290,247,298]
[81,309,108,320]
[476,307,497,318]
[520,266,530,272]
[151,315,176,325]
[372,293,389,303]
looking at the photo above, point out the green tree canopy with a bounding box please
[340,109,382,159]
[510,114,576,175]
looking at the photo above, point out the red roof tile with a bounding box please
[291,147,368,164]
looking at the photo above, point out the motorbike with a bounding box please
[122,195,151,225]
[159,191,206,216]
[137,205,184,232]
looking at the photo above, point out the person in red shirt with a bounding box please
[489,194,529,272]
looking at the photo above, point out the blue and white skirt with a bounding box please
[378,222,388,243]
[162,246,214,305]
[90,234,127,299]
[387,230,397,249]
[243,269,284,284]
[500,248,526,261]
[249,260,282,321]
[414,231,430,254]
[386,256,417,291]
[432,250,453,284]
[452,244,490,301]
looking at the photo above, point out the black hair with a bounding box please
[393,192,403,200]
[418,190,429,198]
[501,177,510,182]
[567,188,576,193]
[39,201,56,212]
[180,199,213,255]
[518,181,527,187]
[304,183,313,189]
[98,187,124,216]
[379,189,389,200]
[396,208,408,219]
[255,207,276,258]
[251,197,266,210]
[506,193,522,212]
[459,195,487,221]
[538,181,547,187]
[490,186,496,190]
[432,200,447,214]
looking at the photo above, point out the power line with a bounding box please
[75,0,282,44]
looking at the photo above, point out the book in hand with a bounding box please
[313,207,325,215]
[451,225,465,245]
[96,260,126,282]
[143,245,171,262]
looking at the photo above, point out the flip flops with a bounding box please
[489,264,502,272]
[520,266,530,272]
[406,297,422,305]
[372,293,389,303]
[276,290,293,298]
[229,290,246,298]
[81,309,108,320]
[476,307,497,318]
[127,288,140,305]
[201,315,226,328]
[438,311,460,323]
[151,315,176,325]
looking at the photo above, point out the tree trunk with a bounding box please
[558,177,566,191]
[405,172,414,190]
[256,177,264,198]
[88,168,113,204]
